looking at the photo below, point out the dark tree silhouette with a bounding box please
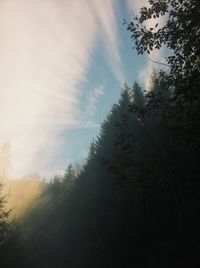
[0,181,19,268]
[5,1,200,268]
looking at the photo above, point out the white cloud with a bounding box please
[86,85,104,118]
[92,1,125,83]
[0,0,122,177]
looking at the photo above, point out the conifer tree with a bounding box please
[0,181,16,268]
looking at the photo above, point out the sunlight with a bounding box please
[0,0,122,177]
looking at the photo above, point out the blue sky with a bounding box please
[42,2,148,178]
[0,0,165,178]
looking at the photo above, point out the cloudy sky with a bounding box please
[0,0,165,178]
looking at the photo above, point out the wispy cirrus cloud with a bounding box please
[86,85,104,118]
[92,1,125,83]
[0,0,123,177]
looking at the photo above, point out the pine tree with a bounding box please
[0,180,15,268]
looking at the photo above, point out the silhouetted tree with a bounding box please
[10,2,200,268]
[126,0,200,101]
[0,181,19,268]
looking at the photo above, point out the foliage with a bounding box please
[4,175,46,220]
[126,0,200,100]
[0,181,19,268]
[17,79,200,267]
[0,182,10,246]
[3,1,200,267]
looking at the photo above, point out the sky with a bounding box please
[0,0,166,179]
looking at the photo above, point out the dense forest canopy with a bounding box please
[0,0,200,267]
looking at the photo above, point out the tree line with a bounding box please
[0,0,200,267]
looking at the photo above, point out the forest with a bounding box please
[0,0,200,267]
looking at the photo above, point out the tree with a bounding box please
[125,1,200,261]
[0,182,10,245]
[126,0,200,101]
[0,180,16,268]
